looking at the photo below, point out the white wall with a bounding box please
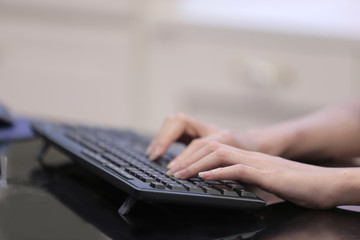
[1,0,359,133]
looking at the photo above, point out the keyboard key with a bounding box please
[140,176,155,183]
[221,180,238,185]
[104,161,116,169]
[187,186,205,193]
[150,182,165,189]
[82,149,106,164]
[125,167,136,174]
[102,153,129,167]
[226,183,246,191]
[240,190,257,199]
[79,140,103,153]
[65,132,82,142]
[200,186,221,195]
[167,184,186,191]
[205,180,222,185]
[116,170,134,180]
[163,179,178,186]
[189,177,203,183]
[213,185,238,197]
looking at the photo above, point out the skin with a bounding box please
[146,99,360,209]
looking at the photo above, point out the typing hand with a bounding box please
[147,113,287,168]
[147,113,230,166]
[167,141,345,209]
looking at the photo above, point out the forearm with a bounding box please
[266,99,360,160]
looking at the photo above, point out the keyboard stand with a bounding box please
[118,196,137,216]
[37,140,50,167]
[37,140,138,216]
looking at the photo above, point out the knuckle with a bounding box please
[208,140,220,151]
[219,130,233,141]
[174,112,188,122]
[214,147,229,159]
[234,164,245,175]
[191,138,204,147]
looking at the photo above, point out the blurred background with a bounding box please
[0,0,359,134]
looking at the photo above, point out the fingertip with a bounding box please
[165,170,173,176]
[173,171,180,179]
[174,169,187,179]
[146,141,157,155]
[198,171,211,179]
[166,161,176,169]
[149,144,167,160]
[149,151,160,161]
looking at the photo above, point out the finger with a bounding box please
[220,146,274,170]
[148,114,212,160]
[174,143,267,179]
[173,144,243,179]
[167,139,214,174]
[199,164,264,187]
[147,116,188,160]
[173,151,221,179]
[167,138,207,169]
[167,132,235,169]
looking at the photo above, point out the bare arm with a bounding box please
[147,99,360,165]
[147,99,360,209]
[257,99,360,160]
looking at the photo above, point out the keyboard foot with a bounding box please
[118,196,137,216]
[37,141,50,165]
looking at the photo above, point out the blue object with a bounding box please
[0,117,34,143]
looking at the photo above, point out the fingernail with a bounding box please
[199,171,210,178]
[149,151,159,161]
[174,170,186,179]
[168,164,181,174]
[165,170,173,176]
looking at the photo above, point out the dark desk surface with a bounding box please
[1,140,360,240]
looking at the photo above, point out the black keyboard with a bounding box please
[32,121,265,214]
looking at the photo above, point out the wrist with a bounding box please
[235,125,296,156]
[335,168,360,206]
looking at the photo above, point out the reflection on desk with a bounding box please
[0,140,359,240]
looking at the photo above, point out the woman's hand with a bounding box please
[147,113,290,168]
[167,141,348,209]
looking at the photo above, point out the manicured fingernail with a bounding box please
[149,151,159,161]
[174,170,186,179]
[168,164,181,174]
[199,171,210,178]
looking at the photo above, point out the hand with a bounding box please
[168,141,345,209]
[147,113,289,168]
